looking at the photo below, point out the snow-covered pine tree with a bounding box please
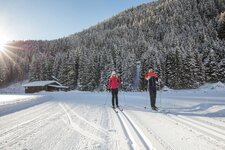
[218,58,225,82]
[43,55,53,80]
[77,49,93,91]
[52,52,63,80]
[30,54,42,82]
[58,52,75,89]
[121,51,136,91]
[165,50,176,89]
[204,50,219,82]
[193,50,205,85]
[99,48,114,91]
[174,47,183,89]
[181,50,197,89]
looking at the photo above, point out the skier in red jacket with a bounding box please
[108,71,122,108]
[145,68,159,110]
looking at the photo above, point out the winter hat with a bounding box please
[111,71,116,76]
[148,68,153,72]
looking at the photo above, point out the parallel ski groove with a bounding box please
[119,109,155,150]
[178,115,225,137]
[155,114,225,150]
[167,114,225,144]
[187,116,225,131]
[0,102,57,137]
[112,108,136,149]
[0,111,63,149]
[127,108,176,150]
[114,107,155,150]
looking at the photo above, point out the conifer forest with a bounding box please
[1,0,225,91]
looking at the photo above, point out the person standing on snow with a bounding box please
[145,68,159,110]
[108,71,122,108]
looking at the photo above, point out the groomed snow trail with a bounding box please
[115,108,155,150]
[0,90,225,150]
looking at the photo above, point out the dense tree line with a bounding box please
[1,0,225,90]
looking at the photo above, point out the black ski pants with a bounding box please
[149,89,157,107]
[111,88,118,107]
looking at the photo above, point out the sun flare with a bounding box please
[0,38,7,52]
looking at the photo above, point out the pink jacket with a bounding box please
[108,76,121,89]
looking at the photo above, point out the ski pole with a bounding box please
[160,82,162,108]
[121,84,126,107]
[145,80,149,108]
[104,90,110,105]
[123,91,126,107]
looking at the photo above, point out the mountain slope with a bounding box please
[2,0,225,90]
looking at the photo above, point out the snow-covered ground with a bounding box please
[0,82,225,150]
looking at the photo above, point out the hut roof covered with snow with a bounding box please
[22,80,68,93]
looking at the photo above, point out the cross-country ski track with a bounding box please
[0,90,225,150]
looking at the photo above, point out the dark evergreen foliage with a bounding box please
[1,0,225,90]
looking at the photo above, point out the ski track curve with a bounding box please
[59,103,106,143]
[61,103,108,135]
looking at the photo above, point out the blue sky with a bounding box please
[0,0,154,41]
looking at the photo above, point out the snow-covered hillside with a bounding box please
[0,83,225,150]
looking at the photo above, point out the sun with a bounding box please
[0,38,7,52]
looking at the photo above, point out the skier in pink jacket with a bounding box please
[108,71,122,108]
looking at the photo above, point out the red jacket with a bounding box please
[144,72,158,80]
[108,76,121,89]
[145,72,158,90]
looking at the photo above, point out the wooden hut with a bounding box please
[22,80,68,93]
